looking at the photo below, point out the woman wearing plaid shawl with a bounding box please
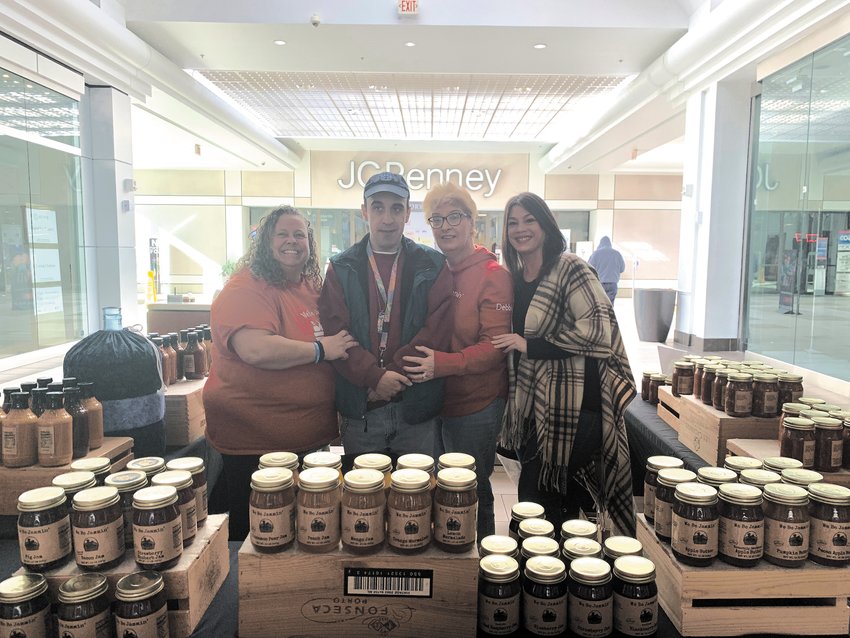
[492,192,638,535]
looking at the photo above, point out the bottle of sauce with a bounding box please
[203,327,213,373]
[29,388,48,418]
[163,335,178,385]
[77,382,104,450]
[182,332,206,380]
[63,387,89,459]
[3,392,38,467]
[2,387,20,414]
[37,392,73,467]
[169,332,184,381]
[152,337,171,386]
[193,328,208,377]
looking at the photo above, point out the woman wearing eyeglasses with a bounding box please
[402,182,513,540]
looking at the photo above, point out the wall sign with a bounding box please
[337,160,502,198]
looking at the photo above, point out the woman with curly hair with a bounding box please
[204,206,357,539]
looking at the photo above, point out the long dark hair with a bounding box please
[501,192,566,279]
[237,206,322,290]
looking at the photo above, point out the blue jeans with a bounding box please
[438,398,506,540]
[342,402,438,458]
[601,282,618,304]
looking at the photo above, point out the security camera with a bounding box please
[310,14,321,28]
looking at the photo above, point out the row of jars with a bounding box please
[1,377,104,467]
[0,570,169,638]
[148,326,211,385]
[779,398,850,472]
[16,456,208,573]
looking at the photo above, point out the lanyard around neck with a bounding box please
[366,242,400,367]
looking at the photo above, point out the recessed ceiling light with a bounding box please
[273,40,286,46]
[533,43,547,49]
[405,41,416,47]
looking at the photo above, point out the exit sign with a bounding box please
[398,0,418,15]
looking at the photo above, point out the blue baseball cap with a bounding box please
[363,171,410,201]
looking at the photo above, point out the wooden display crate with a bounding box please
[727,438,850,489]
[164,377,207,446]
[635,514,850,636]
[239,540,478,638]
[19,513,229,638]
[657,387,779,465]
[0,436,134,515]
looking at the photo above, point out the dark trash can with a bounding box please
[633,288,676,342]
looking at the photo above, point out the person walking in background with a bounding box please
[588,236,625,304]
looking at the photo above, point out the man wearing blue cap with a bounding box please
[319,172,454,457]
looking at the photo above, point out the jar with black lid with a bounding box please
[780,468,823,488]
[612,555,657,638]
[602,536,642,567]
[114,571,168,638]
[671,483,718,567]
[712,368,731,411]
[167,456,208,527]
[480,535,519,560]
[341,468,386,554]
[568,556,613,638]
[717,483,763,567]
[54,470,97,498]
[521,537,561,575]
[739,469,781,489]
[778,374,804,406]
[647,375,666,406]
[152,470,196,547]
[387,469,431,554]
[696,466,737,488]
[762,456,803,474]
[671,361,694,397]
[57,573,111,638]
[0,573,50,638]
[725,372,753,417]
[561,518,598,545]
[752,373,780,418]
[722,456,762,476]
[70,457,111,486]
[105,470,148,549]
[780,417,816,468]
[641,371,657,402]
[249,468,295,553]
[71,486,125,571]
[643,456,683,525]
[692,359,711,398]
[297,467,341,553]
[700,365,722,405]
[478,554,521,637]
[353,453,393,492]
[434,467,478,553]
[763,483,809,567]
[562,537,603,564]
[17,486,72,572]
[518,518,556,541]
[654,468,696,543]
[523,555,568,637]
[126,457,166,480]
[807,483,850,567]
[132,485,183,570]
[508,502,545,540]
[813,417,843,473]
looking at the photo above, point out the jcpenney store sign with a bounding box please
[338,160,502,198]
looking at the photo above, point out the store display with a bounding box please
[508,502,545,540]
[152,470,197,547]
[17,486,72,572]
[3,392,38,467]
[105,470,148,549]
[763,483,809,568]
[114,571,169,638]
[523,555,568,637]
[0,573,50,637]
[612,555,658,638]
[717,483,764,567]
[643,456,683,525]
[167,456,208,527]
[478,554,521,637]
[671,482,718,567]
[249,468,295,554]
[341,468,386,554]
[807,483,850,567]
[433,467,477,553]
[387,468,431,554]
[568,556,613,638]
[70,457,111,486]
[57,573,111,638]
[297,466,341,553]
[671,361,694,397]
[132,485,183,570]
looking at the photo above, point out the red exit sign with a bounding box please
[398,0,418,15]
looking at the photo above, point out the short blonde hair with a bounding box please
[423,182,478,217]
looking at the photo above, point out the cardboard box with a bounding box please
[164,377,207,446]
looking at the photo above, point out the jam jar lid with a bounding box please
[673,360,695,369]
[560,519,597,539]
[642,370,658,377]
[693,359,712,368]
[396,453,435,473]
[650,373,667,381]
[569,556,611,585]
[437,452,476,470]
[762,457,803,472]
[696,467,738,485]
[518,518,555,538]
[53,471,97,493]
[525,555,566,583]
[781,468,823,486]
[70,457,111,475]
[479,535,519,557]
[829,410,850,422]
[763,483,809,505]
[646,455,684,472]
[73,486,121,511]
[801,409,824,420]
[782,402,808,414]
[778,373,804,383]
[656,468,697,487]
[105,471,148,492]
[718,483,763,505]
[251,468,294,491]
[798,397,826,406]
[115,571,165,602]
[343,468,384,493]
[353,453,392,473]
[298,467,341,491]
[510,501,545,521]
[682,354,703,361]
[479,555,520,582]
[562,537,603,559]
[716,368,731,378]
[703,355,723,361]
[783,417,815,430]
[813,403,844,413]
[0,574,48,604]
[133,485,178,510]
[166,457,205,474]
[808,483,850,506]
[723,456,762,472]
[152,470,194,491]
[753,373,779,383]
[258,451,299,470]
[811,416,842,429]
[58,573,109,604]
[126,457,166,475]
[17,486,66,512]
[436,467,477,490]
[739,469,781,487]
[302,451,342,470]
[613,556,656,584]
[602,536,642,558]
[727,372,754,382]
[521,536,561,558]
[674,482,718,505]
[389,468,430,492]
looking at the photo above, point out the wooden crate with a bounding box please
[635,514,850,636]
[0,436,133,515]
[727,438,850,489]
[19,513,229,638]
[657,387,779,465]
[164,378,207,446]
[239,540,478,638]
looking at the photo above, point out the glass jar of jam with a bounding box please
[396,453,436,489]
[738,469,781,489]
[813,417,843,473]
[249,468,295,553]
[53,471,97,498]
[518,518,556,541]
[722,456,762,476]
[751,373,780,418]
[725,372,753,417]
[701,365,723,406]
[778,374,804,406]
[297,467,341,553]
[568,556,613,638]
[780,468,823,488]
[717,483,763,568]
[302,451,343,482]
[70,457,111,486]
[508,502,545,541]
[341,468,386,554]
[72,486,125,571]
[480,535,519,560]
[696,466,737,488]
[437,452,476,472]
[17,486,72,572]
[353,453,393,492]
[780,417,816,468]
[654,468,696,543]
[807,483,850,567]
[0,573,50,638]
[648,374,666,406]
[763,483,809,567]
[478,555,521,637]
[671,361,695,397]
[560,519,598,545]
[258,451,300,492]
[132,485,183,570]
[612,555,657,638]
[57,573,111,638]
[152,470,196,547]
[561,537,603,564]
[387,468,432,554]
[434,467,478,553]
[166,456,208,528]
[521,537,561,574]
[779,402,809,444]
[602,536,642,567]
[126,457,166,480]
[523,555,568,637]
[641,371,657,402]
[672,482,718,567]
[692,359,711,398]
[105,470,148,549]
[712,368,731,411]
[644,456,683,525]
[114,571,169,638]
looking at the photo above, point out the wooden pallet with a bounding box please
[657,387,779,465]
[0,436,134,515]
[727,438,850,489]
[635,514,850,636]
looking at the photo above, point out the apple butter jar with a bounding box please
[643,456,683,525]
[70,457,111,486]
[752,373,780,418]
[654,468,696,543]
[807,482,850,567]
[568,556,614,638]
[717,483,763,567]
[434,467,477,553]
[763,483,809,568]
[780,417,816,468]
[479,535,519,560]
[813,417,843,473]
[671,361,695,397]
[521,536,560,574]
[132,485,183,570]
[114,571,169,638]
[0,573,50,638]
[341,468,386,554]
[671,482,718,567]
[561,519,599,544]
[105,470,148,549]
[523,555,568,637]
[478,554,521,637]
[297,467,341,553]
[387,468,432,554]
[509,502,545,541]
[72,486,125,571]
[612,555,658,638]
[249,468,295,553]
[166,456,208,527]
[725,372,754,418]
[57,573,111,638]
[17,486,72,572]
[152,470,196,547]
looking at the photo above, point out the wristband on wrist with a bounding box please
[314,340,325,363]
[313,341,321,364]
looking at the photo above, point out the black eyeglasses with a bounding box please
[427,211,470,228]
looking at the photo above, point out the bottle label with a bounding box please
[179,500,197,539]
[73,516,124,567]
[523,592,567,636]
[133,518,183,564]
[58,607,111,638]
[803,441,816,467]
[672,513,718,559]
[831,440,843,467]
[764,518,809,561]
[478,592,520,635]
[719,516,763,560]
[37,426,54,456]
[434,502,476,546]
[569,594,613,637]
[18,515,71,565]
[762,391,779,414]
[0,605,48,637]
[643,483,655,519]
[116,604,169,638]
[297,502,341,546]
[342,503,385,547]
[196,483,209,520]
[388,505,432,549]
[250,503,295,547]
[654,499,672,537]
[184,355,195,374]
[3,427,17,455]
[677,376,693,396]
[810,517,850,561]
[614,592,658,637]
[734,390,752,413]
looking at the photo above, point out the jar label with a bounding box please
[523,592,567,636]
[613,592,658,637]
[133,518,183,564]
[434,503,476,546]
[115,603,169,638]
[3,428,17,455]
[342,503,385,547]
[196,483,209,520]
[298,502,341,546]
[478,592,520,635]
[831,440,843,467]
[179,500,197,539]
[734,390,752,413]
[250,503,295,547]
[762,391,779,414]
[677,377,693,395]
[58,607,111,638]
[810,518,850,562]
[18,514,71,565]
[802,440,815,468]
[184,355,195,374]
[569,594,613,637]
[388,505,432,549]
[0,605,48,637]
[672,513,718,559]
[73,515,125,567]
[654,500,672,538]
[37,426,54,456]
[643,483,655,519]
[719,516,763,560]
[764,518,809,561]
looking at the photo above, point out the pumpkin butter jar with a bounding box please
[17,486,72,572]
[434,467,478,553]
[249,468,295,553]
[763,483,809,568]
[0,573,50,638]
[341,468,386,554]
[807,482,850,567]
[717,483,763,568]
[71,486,125,571]
[132,485,183,570]
[114,571,169,638]
[297,467,341,553]
[57,573,111,638]
[387,468,432,554]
